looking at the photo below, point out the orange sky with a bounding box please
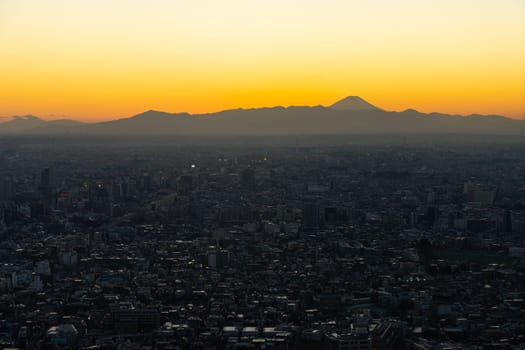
[1,0,524,121]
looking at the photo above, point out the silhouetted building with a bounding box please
[142,172,152,191]
[208,248,230,270]
[111,182,123,202]
[241,168,256,189]
[40,167,54,214]
[502,209,512,233]
[324,207,337,226]
[0,178,13,202]
[303,203,320,230]
[90,183,112,215]
[425,206,438,225]
[179,175,193,194]
[466,218,488,233]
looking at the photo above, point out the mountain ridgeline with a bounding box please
[1,97,523,136]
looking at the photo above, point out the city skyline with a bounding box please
[1,0,524,121]
[0,2,523,348]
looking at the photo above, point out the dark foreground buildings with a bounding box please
[0,136,524,349]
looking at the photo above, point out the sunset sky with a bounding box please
[1,0,524,121]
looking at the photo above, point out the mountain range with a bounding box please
[1,97,523,136]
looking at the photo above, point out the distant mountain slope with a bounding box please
[0,97,523,136]
[0,115,47,132]
[0,115,84,133]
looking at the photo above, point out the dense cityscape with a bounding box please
[0,136,524,350]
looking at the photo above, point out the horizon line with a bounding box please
[1,98,524,123]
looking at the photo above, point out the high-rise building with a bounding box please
[427,190,436,204]
[0,178,13,202]
[502,210,512,233]
[177,175,194,195]
[0,206,5,231]
[208,247,230,269]
[142,172,152,191]
[472,189,495,205]
[39,167,54,214]
[324,207,337,225]
[111,182,123,202]
[303,203,320,230]
[241,168,256,189]
[90,183,112,216]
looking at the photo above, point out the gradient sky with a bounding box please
[1,0,524,121]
